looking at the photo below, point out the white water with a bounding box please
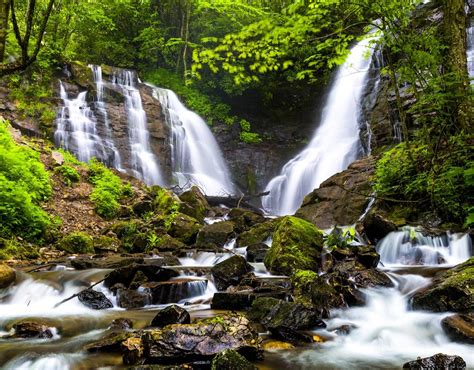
[55,83,105,162]
[112,71,164,185]
[468,20,474,81]
[151,86,235,196]
[4,354,83,370]
[263,33,378,215]
[377,228,472,267]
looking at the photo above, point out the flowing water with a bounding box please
[150,86,235,196]
[468,19,474,81]
[262,33,379,215]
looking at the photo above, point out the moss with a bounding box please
[59,232,94,254]
[264,216,324,276]
[152,186,181,216]
[211,349,257,370]
[111,221,142,251]
[0,238,40,261]
[178,186,209,222]
[196,221,235,247]
[236,220,277,247]
[93,235,120,252]
[168,213,201,245]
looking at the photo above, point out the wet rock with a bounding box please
[227,208,265,233]
[295,157,376,229]
[248,297,325,331]
[142,278,208,304]
[236,220,276,247]
[246,243,269,263]
[211,255,253,291]
[361,212,398,244]
[117,288,151,309]
[78,289,113,310]
[196,221,235,247]
[150,305,191,328]
[142,314,262,363]
[11,320,54,339]
[103,264,179,289]
[333,324,356,336]
[402,353,466,369]
[122,336,145,365]
[85,331,136,352]
[412,257,474,313]
[262,340,295,350]
[264,216,324,276]
[211,349,257,370]
[132,201,154,217]
[0,264,15,288]
[179,186,211,222]
[354,245,380,268]
[168,213,202,245]
[110,318,134,330]
[211,290,288,310]
[441,314,474,344]
[269,326,314,345]
[70,255,144,270]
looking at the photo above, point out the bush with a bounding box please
[0,121,53,240]
[55,165,80,186]
[59,232,94,254]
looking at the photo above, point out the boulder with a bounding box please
[264,216,324,276]
[132,200,153,217]
[0,264,15,288]
[211,255,253,291]
[122,336,145,365]
[150,234,185,252]
[150,305,191,328]
[78,289,113,310]
[168,213,202,245]
[103,264,178,289]
[11,320,54,339]
[441,314,474,344]
[269,326,314,345]
[227,208,265,233]
[142,314,262,364]
[402,353,466,369]
[196,221,235,247]
[236,220,276,247]
[211,349,257,370]
[361,212,398,244]
[412,257,474,312]
[246,243,269,263]
[110,318,134,330]
[117,288,151,309]
[211,290,288,311]
[85,331,136,352]
[248,297,325,331]
[179,186,211,222]
[70,255,144,270]
[93,235,121,253]
[58,232,94,254]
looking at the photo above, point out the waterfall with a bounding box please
[112,71,164,186]
[467,19,474,81]
[54,83,106,163]
[150,86,235,196]
[377,227,472,266]
[262,33,378,215]
[89,65,122,169]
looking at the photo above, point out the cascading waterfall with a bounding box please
[467,19,474,81]
[150,86,235,196]
[89,65,122,169]
[54,83,106,163]
[112,71,164,185]
[262,33,378,215]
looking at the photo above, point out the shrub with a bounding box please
[55,165,80,186]
[58,232,94,254]
[0,121,53,240]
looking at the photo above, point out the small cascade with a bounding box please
[112,70,164,185]
[141,278,209,304]
[150,86,235,196]
[4,354,82,370]
[263,32,378,215]
[467,19,474,81]
[54,83,106,162]
[377,228,472,266]
[89,65,122,169]
[178,251,233,267]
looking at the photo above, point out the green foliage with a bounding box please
[88,158,129,219]
[57,149,83,166]
[324,226,356,249]
[0,238,40,260]
[0,121,53,240]
[59,232,94,254]
[54,165,80,186]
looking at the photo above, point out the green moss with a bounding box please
[0,238,40,260]
[236,220,277,247]
[111,221,142,251]
[152,186,180,215]
[178,186,209,222]
[264,216,324,275]
[211,349,256,370]
[168,213,201,244]
[59,232,94,254]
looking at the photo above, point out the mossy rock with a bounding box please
[211,349,257,370]
[264,216,324,276]
[146,234,185,252]
[412,257,474,313]
[179,186,210,222]
[0,263,16,288]
[196,221,235,247]
[227,208,265,233]
[93,235,120,253]
[168,213,201,245]
[151,186,181,216]
[69,61,94,89]
[236,220,277,247]
[58,232,94,254]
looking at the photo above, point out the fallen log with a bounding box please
[205,192,269,213]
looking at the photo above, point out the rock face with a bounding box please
[295,157,376,229]
[441,314,474,344]
[264,216,324,275]
[402,353,466,370]
[78,289,113,310]
[150,305,191,328]
[211,255,254,291]
[140,314,262,364]
[0,264,15,288]
[412,257,474,313]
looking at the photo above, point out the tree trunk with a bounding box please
[0,0,9,62]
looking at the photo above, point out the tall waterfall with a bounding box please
[151,86,235,196]
[262,34,378,215]
[55,83,106,163]
[467,19,474,81]
[112,71,164,186]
